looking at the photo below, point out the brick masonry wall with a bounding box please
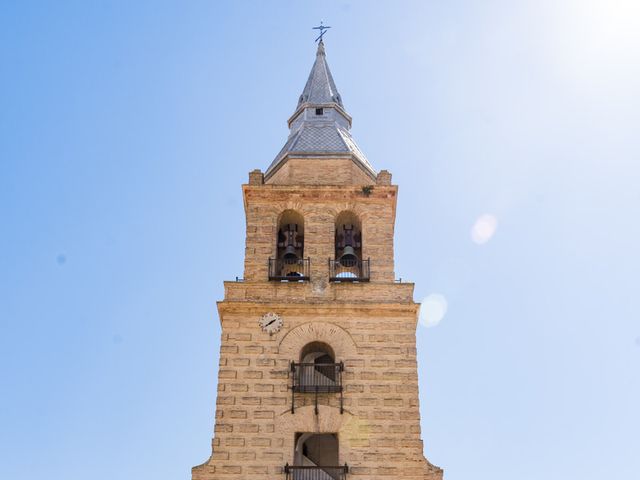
[242,183,398,283]
[266,158,375,186]
[192,302,443,479]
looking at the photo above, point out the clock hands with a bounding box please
[260,313,282,333]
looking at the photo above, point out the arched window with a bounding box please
[293,342,341,392]
[290,341,344,413]
[269,210,309,281]
[331,211,369,281]
[294,433,339,469]
[300,341,335,365]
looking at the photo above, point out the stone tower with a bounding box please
[192,40,444,480]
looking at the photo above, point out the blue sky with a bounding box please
[1,1,639,479]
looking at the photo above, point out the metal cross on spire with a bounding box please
[312,21,331,42]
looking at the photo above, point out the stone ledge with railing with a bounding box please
[284,464,349,480]
[328,258,370,282]
[269,257,311,281]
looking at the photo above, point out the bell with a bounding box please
[283,244,298,262]
[339,245,358,266]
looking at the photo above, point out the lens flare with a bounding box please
[471,214,498,244]
[419,294,448,328]
[342,415,371,443]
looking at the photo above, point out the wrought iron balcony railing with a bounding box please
[284,464,349,480]
[328,258,370,282]
[292,362,343,393]
[290,362,344,414]
[269,257,310,281]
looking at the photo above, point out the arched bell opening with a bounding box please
[270,210,309,281]
[278,210,304,263]
[335,211,361,266]
[330,211,369,282]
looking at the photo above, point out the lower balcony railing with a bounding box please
[328,258,370,282]
[290,362,344,414]
[284,464,349,480]
[269,257,310,281]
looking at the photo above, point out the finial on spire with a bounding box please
[312,21,331,43]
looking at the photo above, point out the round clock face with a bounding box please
[259,312,283,335]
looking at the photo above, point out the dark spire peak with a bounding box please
[316,39,326,56]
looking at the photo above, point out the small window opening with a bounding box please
[294,433,339,467]
[315,108,324,115]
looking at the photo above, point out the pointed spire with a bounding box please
[264,40,376,182]
[297,40,343,108]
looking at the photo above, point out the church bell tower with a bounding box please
[192,39,444,480]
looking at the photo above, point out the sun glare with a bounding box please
[419,294,448,328]
[547,0,640,84]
